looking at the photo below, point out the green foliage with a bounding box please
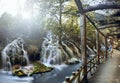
[45,0,80,39]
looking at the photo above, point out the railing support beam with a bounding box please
[96,30,100,64]
[105,37,108,59]
[80,14,88,82]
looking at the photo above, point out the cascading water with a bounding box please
[67,41,81,58]
[87,45,95,54]
[100,44,106,51]
[41,32,81,66]
[86,45,96,57]
[41,32,63,65]
[1,37,29,71]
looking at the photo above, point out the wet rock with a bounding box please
[65,58,80,65]
[33,61,53,74]
[12,65,34,77]
[12,61,53,77]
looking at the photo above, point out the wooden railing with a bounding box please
[63,66,84,83]
[63,55,105,83]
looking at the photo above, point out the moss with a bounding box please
[33,61,53,74]
[12,69,27,77]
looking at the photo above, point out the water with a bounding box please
[1,37,29,71]
[61,41,74,58]
[87,45,96,55]
[0,63,82,83]
[41,32,62,65]
[100,44,107,51]
[0,33,97,83]
[0,70,34,83]
[67,41,81,57]
[41,32,81,66]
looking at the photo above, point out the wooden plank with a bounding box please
[83,3,120,13]
[107,33,120,36]
[74,0,84,14]
[98,24,120,30]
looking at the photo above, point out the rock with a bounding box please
[12,65,21,72]
[12,65,32,77]
[65,58,80,65]
[12,69,27,77]
[33,61,53,74]
[12,62,53,77]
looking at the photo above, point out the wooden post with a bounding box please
[105,37,108,59]
[96,30,100,64]
[80,14,87,82]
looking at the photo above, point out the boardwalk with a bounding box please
[89,49,120,83]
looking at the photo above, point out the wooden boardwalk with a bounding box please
[88,49,120,83]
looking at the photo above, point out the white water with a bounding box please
[87,45,95,55]
[100,44,106,51]
[41,32,81,67]
[0,69,34,83]
[1,37,29,71]
[86,45,96,57]
[67,41,81,57]
[61,41,74,58]
[41,32,63,65]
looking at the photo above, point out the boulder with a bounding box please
[65,58,80,65]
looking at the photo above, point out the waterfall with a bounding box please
[86,45,96,57]
[41,32,81,65]
[67,41,81,58]
[41,32,63,65]
[1,37,29,71]
[61,41,74,58]
[100,44,106,51]
[21,43,29,65]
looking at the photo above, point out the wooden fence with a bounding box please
[63,55,105,83]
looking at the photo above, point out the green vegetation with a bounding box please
[33,61,53,74]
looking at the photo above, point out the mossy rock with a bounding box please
[12,61,53,77]
[12,69,27,77]
[33,61,53,74]
[12,65,33,77]
[12,65,21,70]
[13,68,34,77]
[12,65,22,76]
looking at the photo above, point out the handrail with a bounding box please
[63,66,84,83]
[63,54,106,83]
